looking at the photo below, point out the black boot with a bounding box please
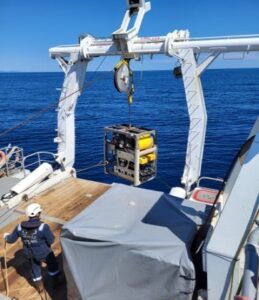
[50,273,65,288]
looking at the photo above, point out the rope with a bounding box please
[155,175,172,190]
[3,286,46,299]
[3,240,49,300]
[88,56,107,80]
[77,161,171,189]
[76,160,107,174]
[4,240,9,297]
[0,57,110,139]
[0,209,20,227]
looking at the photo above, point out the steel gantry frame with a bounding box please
[49,0,259,194]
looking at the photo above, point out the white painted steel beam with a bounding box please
[54,53,89,168]
[178,48,207,192]
[172,36,259,53]
[49,35,259,59]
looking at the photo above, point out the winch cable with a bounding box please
[77,162,170,188]
[128,97,132,127]
[114,59,134,127]
[0,56,109,139]
[128,62,134,128]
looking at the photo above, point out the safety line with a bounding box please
[76,160,107,174]
[14,208,66,225]
[0,57,110,138]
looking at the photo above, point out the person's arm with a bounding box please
[42,223,55,246]
[4,225,20,243]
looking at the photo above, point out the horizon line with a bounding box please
[1,67,259,73]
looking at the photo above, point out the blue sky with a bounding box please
[1,0,259,72]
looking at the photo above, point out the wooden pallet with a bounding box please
[0,177,110,300]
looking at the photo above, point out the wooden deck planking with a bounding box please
[20,177,110,221]
[0,177,110,300]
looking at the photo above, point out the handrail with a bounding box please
[23,151,56,169]
[0,148,57,178]
[0,146,25,177]
[197,176,224,188]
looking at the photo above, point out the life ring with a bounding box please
[0,151,6,167]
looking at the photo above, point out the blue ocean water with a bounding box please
[0,69,258,192]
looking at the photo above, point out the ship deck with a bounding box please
[0,177,110,300]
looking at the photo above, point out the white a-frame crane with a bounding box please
[49,0,259,194]
[1,2,258,299]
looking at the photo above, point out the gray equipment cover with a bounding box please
[61,183,209,300]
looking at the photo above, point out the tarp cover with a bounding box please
[61,183,209,300]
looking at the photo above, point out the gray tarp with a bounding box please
[61,184,209,300]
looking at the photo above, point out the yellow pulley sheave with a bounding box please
[114,59,134,105]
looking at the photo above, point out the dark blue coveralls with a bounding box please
[5,218,59,282]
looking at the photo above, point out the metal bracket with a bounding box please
[56,57,69,74]
[165,30,190,57]
[196,52,220,76]
[112,0,151,53]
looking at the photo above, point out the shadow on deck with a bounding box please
[0,177,110,300]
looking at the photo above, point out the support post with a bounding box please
[54,53,89,168]
[177,48,207,192]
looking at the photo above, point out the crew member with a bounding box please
[4,203,60,292]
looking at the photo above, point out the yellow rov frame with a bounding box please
[104,124,157,186]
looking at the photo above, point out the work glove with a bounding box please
[3,233,9,240]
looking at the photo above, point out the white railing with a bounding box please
[0,146,25,177]
[197,176,225,190]
[23,151,56,171]
[0,146,56,178]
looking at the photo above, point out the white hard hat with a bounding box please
[26,203,42,218]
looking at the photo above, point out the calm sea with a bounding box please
[0,69,258,192]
